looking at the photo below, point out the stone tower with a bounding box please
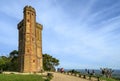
[17,6,43,73]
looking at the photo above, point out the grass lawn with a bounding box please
[100,77,120,81]
[0,74,46,81]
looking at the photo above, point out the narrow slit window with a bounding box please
[33,60,35,63]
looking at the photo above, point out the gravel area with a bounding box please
[51,72,90,81]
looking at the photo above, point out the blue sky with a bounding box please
[0,0,120,69]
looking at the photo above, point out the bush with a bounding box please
[45,79,50,81]
[47,73,53,80]
[0,71,2,74]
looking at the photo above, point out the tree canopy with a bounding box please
[0,50,60,72]
[43,54,59,71]
[0,50,18,71]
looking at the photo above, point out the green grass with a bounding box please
[0,74,46,81]
[100,77,120,81]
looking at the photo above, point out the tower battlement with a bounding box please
[17,20,24,29]
[36,23,43,30]
[24,5,36,13]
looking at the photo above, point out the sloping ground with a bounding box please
[51,72,89,81]
[0,74,45,81]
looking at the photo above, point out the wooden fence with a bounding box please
[60,72,100,81]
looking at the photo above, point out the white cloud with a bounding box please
[0,0,120,69]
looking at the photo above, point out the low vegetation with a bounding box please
[67,69,80,74]
[100,77,120,81]
[46,73,54,81]
[0,74,46,81]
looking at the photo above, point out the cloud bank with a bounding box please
[0,0,120,69]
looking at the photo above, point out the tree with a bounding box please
[0,50,19,71]
[0,56,5,70]
[100,68,114,78]
[43,54,59,71]
[0,50,60,72]
[9,50,18,59]
[9,50,19,71]
[0,56,10,71]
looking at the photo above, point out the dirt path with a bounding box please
[51,72,90,81]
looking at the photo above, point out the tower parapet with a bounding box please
[36,23,43,30]
[17,20,24,29]
[24,5,36,13]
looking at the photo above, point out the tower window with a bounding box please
[27,49,29,53]
[27,19,29,22]
[32,38,34,41]
[33,60,35,63]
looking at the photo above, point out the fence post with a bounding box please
[97,77,100,81]
[79,74,81,77]
[83,75,86,79]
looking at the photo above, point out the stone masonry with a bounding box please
[17,6,43,73]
